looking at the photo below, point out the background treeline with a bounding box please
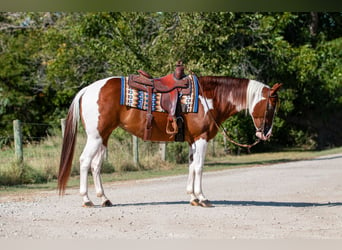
[1,12,341,151]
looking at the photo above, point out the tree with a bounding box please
[0,12,341,150]
[0,15,47,143]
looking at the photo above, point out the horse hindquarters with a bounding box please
[78,78,118,207]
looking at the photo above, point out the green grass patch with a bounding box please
[1,145,341,196]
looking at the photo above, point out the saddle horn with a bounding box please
[174,60,186,80]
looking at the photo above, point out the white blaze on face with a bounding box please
[199,95,214,115]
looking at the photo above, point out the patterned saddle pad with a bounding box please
[120,75,199,113]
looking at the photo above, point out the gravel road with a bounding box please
[1,153,342,239]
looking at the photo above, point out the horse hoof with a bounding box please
[190,199,200,206]
[199,200,213,208]
[102,200,113,207]
[82,201,94,208]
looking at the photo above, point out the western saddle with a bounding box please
[128,61,191,141]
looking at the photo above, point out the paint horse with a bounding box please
[58,66,282,207]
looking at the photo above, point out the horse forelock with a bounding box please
[199,76,249,114]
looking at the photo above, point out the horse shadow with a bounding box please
[94,154,342,209]
[95,200,342,208]
[210,200,342,207]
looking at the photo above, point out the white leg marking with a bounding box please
[186,145,195,197]
[79,137,103,204]
[187,138,208,202]
[91,144,109,203]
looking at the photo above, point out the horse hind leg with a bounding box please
[79,136,103,207]
[90,143,112,207]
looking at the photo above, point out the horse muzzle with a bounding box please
[255,130,272,141]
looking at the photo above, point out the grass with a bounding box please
[1,134,341,196]
[206,147,342,169]
[0,129,180,189]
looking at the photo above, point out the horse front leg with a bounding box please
[186,147,196,203]
[186,138,213,207]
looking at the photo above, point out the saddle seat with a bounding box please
[127,61,190,141]
[130,70,189,93]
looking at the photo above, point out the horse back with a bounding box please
[83,77,214,144]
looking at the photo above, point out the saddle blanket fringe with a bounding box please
[120,75,199,113]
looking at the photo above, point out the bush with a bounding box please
[0,161,49,185]
[167,142,189,164]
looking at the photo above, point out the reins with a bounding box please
[209,105,261,153]
[221,126,261,152]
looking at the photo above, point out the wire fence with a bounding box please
[3,119,171,166]
[21,122,54,141]
[0,121,54,145]
[0,119,187,186]
[2,119,219,168]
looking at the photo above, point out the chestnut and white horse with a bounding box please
[58,75,282,207]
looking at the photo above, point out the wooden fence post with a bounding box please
[223,133,228,153]
[13,119,23,163]
[132,135,139,166]
[210,138,216,157]
[159,142,166,161]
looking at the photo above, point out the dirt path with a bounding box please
[1,154,342,239]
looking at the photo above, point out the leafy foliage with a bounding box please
[0,12,341,151]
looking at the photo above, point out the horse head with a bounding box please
[249,83,282,141]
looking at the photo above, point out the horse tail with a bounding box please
[58,88,87,195]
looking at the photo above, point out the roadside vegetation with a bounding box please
[1,127,341,193]
[1,12,341,150]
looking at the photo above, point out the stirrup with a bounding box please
[166,117,178,135]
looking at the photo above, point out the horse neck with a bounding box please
[198,76,249,118]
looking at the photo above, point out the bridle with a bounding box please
[254,89,279,137]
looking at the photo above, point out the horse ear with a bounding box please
[270,83,282,95]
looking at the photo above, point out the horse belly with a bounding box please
[120,109,175,142]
